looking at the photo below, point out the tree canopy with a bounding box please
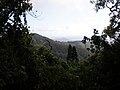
[91,0,120,38]
[67,44,78,62]
[1,0,120,90]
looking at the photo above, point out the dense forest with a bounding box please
[31,33,89,60]
[0,0,120,90]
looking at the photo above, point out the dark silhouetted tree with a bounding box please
[0,0,40,90]
[67,44,73,62]
[80,1,120,89]
[67,45,78,62]
[72,46,78,61]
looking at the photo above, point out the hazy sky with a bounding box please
[27,0,110,41]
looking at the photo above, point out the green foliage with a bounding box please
[67,44,73,61]
[31,45,81,90]
[79,1,120,89]
[0,0,35,89]
[72,46,78,61]
[31,33,89,60]
[1,0,120,90]
[67,44,79,62]
[0,0,85,89]
[91,0,120,38]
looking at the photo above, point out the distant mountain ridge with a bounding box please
[31,33,89,60]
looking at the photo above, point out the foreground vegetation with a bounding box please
[0,0,120,90]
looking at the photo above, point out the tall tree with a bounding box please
[0,0,40,89]
[67,44,73,62]
[80,1,120,89]
[72,46,78,61]
[67,45,78,62]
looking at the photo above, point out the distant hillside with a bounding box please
[31,33,89,60]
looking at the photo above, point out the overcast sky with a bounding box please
[27,0,110,41]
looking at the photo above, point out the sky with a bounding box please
[27,0,110,41]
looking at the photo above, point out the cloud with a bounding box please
[31,0,88,12]
[29,0,110,40]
